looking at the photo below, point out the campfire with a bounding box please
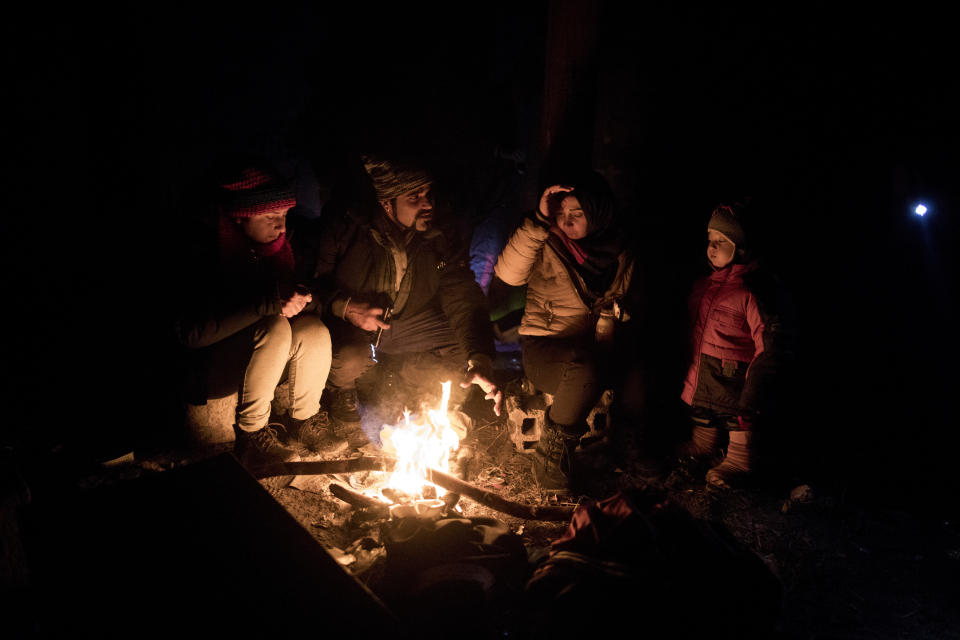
[256,380,576,522]
[374,380,460,518]
[287,378,475,521]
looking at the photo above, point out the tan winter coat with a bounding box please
[494,217,633,337]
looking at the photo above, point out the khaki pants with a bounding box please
[206,314,331,432]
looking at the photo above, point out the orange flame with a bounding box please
[379,380,459,498]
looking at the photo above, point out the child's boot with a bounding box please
[706,429,753,488]
[677,424,721,461]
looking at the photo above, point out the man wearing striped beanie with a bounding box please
[312,153,501,435]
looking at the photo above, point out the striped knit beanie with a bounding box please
[218,167,296,218]
[362,155,432,202]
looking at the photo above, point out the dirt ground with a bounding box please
[180,379,958,640]
[54,367,959,639]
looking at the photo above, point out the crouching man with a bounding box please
[311,154,502,433]
[173,159,343,470]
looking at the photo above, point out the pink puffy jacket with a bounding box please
[681,263,765,408]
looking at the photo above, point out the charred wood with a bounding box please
[255,456,576,521]
[425,468,575,521]
[253,456,394,478]
[329,483,390,519]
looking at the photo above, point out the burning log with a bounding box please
[257,457,575,521]
[253,378,577,522]
[380,487,405,503]
[329,483,390,519]
[424,467,575,522]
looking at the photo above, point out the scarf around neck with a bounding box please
[545,172,626,299]
[217,213,295,278]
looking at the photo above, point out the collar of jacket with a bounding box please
[709,261,756,281]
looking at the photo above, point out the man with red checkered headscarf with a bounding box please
[174,158,344,470]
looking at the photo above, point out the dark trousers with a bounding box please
[689,406,745,432]
[521,334,606,430]
[327,304,466,396]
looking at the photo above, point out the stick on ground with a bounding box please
[255,456,576,522]
[328,483,390,518]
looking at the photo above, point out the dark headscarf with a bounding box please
[546,171,626,298]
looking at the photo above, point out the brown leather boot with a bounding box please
[292,411,353,455]
[677,425,721,461]
[706,430,753,488]
[531,414,581,493]
[235,423,299,471]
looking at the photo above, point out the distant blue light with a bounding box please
[914,204,928,217]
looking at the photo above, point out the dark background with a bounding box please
[3,4,956,513]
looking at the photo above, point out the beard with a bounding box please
[412,207,434,232]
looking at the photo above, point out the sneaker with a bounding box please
[235,424,299,470]
[296,411,351,456]
[327,387,362,430]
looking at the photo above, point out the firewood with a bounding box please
[255,456,576,522]
[424,467,575,521]
[328,483,390,518]
[253,456,394,478]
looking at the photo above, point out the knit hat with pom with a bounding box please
[218,166,296,218]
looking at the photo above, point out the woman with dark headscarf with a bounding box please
[494,171,634,491]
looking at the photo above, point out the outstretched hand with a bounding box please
[344,300,391,332]
[460,362,503,417]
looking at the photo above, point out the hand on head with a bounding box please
[537,185,573,223]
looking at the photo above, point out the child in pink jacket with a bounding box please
[678,203,791,488]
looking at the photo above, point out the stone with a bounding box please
[185,381,294,446]
[505,391,549,454]
[505,382,613,454]
[184,393,238,446]
[585,389,614,439]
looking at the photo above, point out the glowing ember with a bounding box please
[379,380,460,499]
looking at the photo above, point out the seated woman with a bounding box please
[494,172,634,491]
[173,158,342,470]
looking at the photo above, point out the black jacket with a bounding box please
[308,207,495,361]
[173,212,322,350]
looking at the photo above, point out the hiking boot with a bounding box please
[294,411,351,456]
[327,387,362,430]
[677,425,722,462]
[531,416,580,493]
[331,421,370,450]
[706,430,753,489]
[235,424,299,470]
